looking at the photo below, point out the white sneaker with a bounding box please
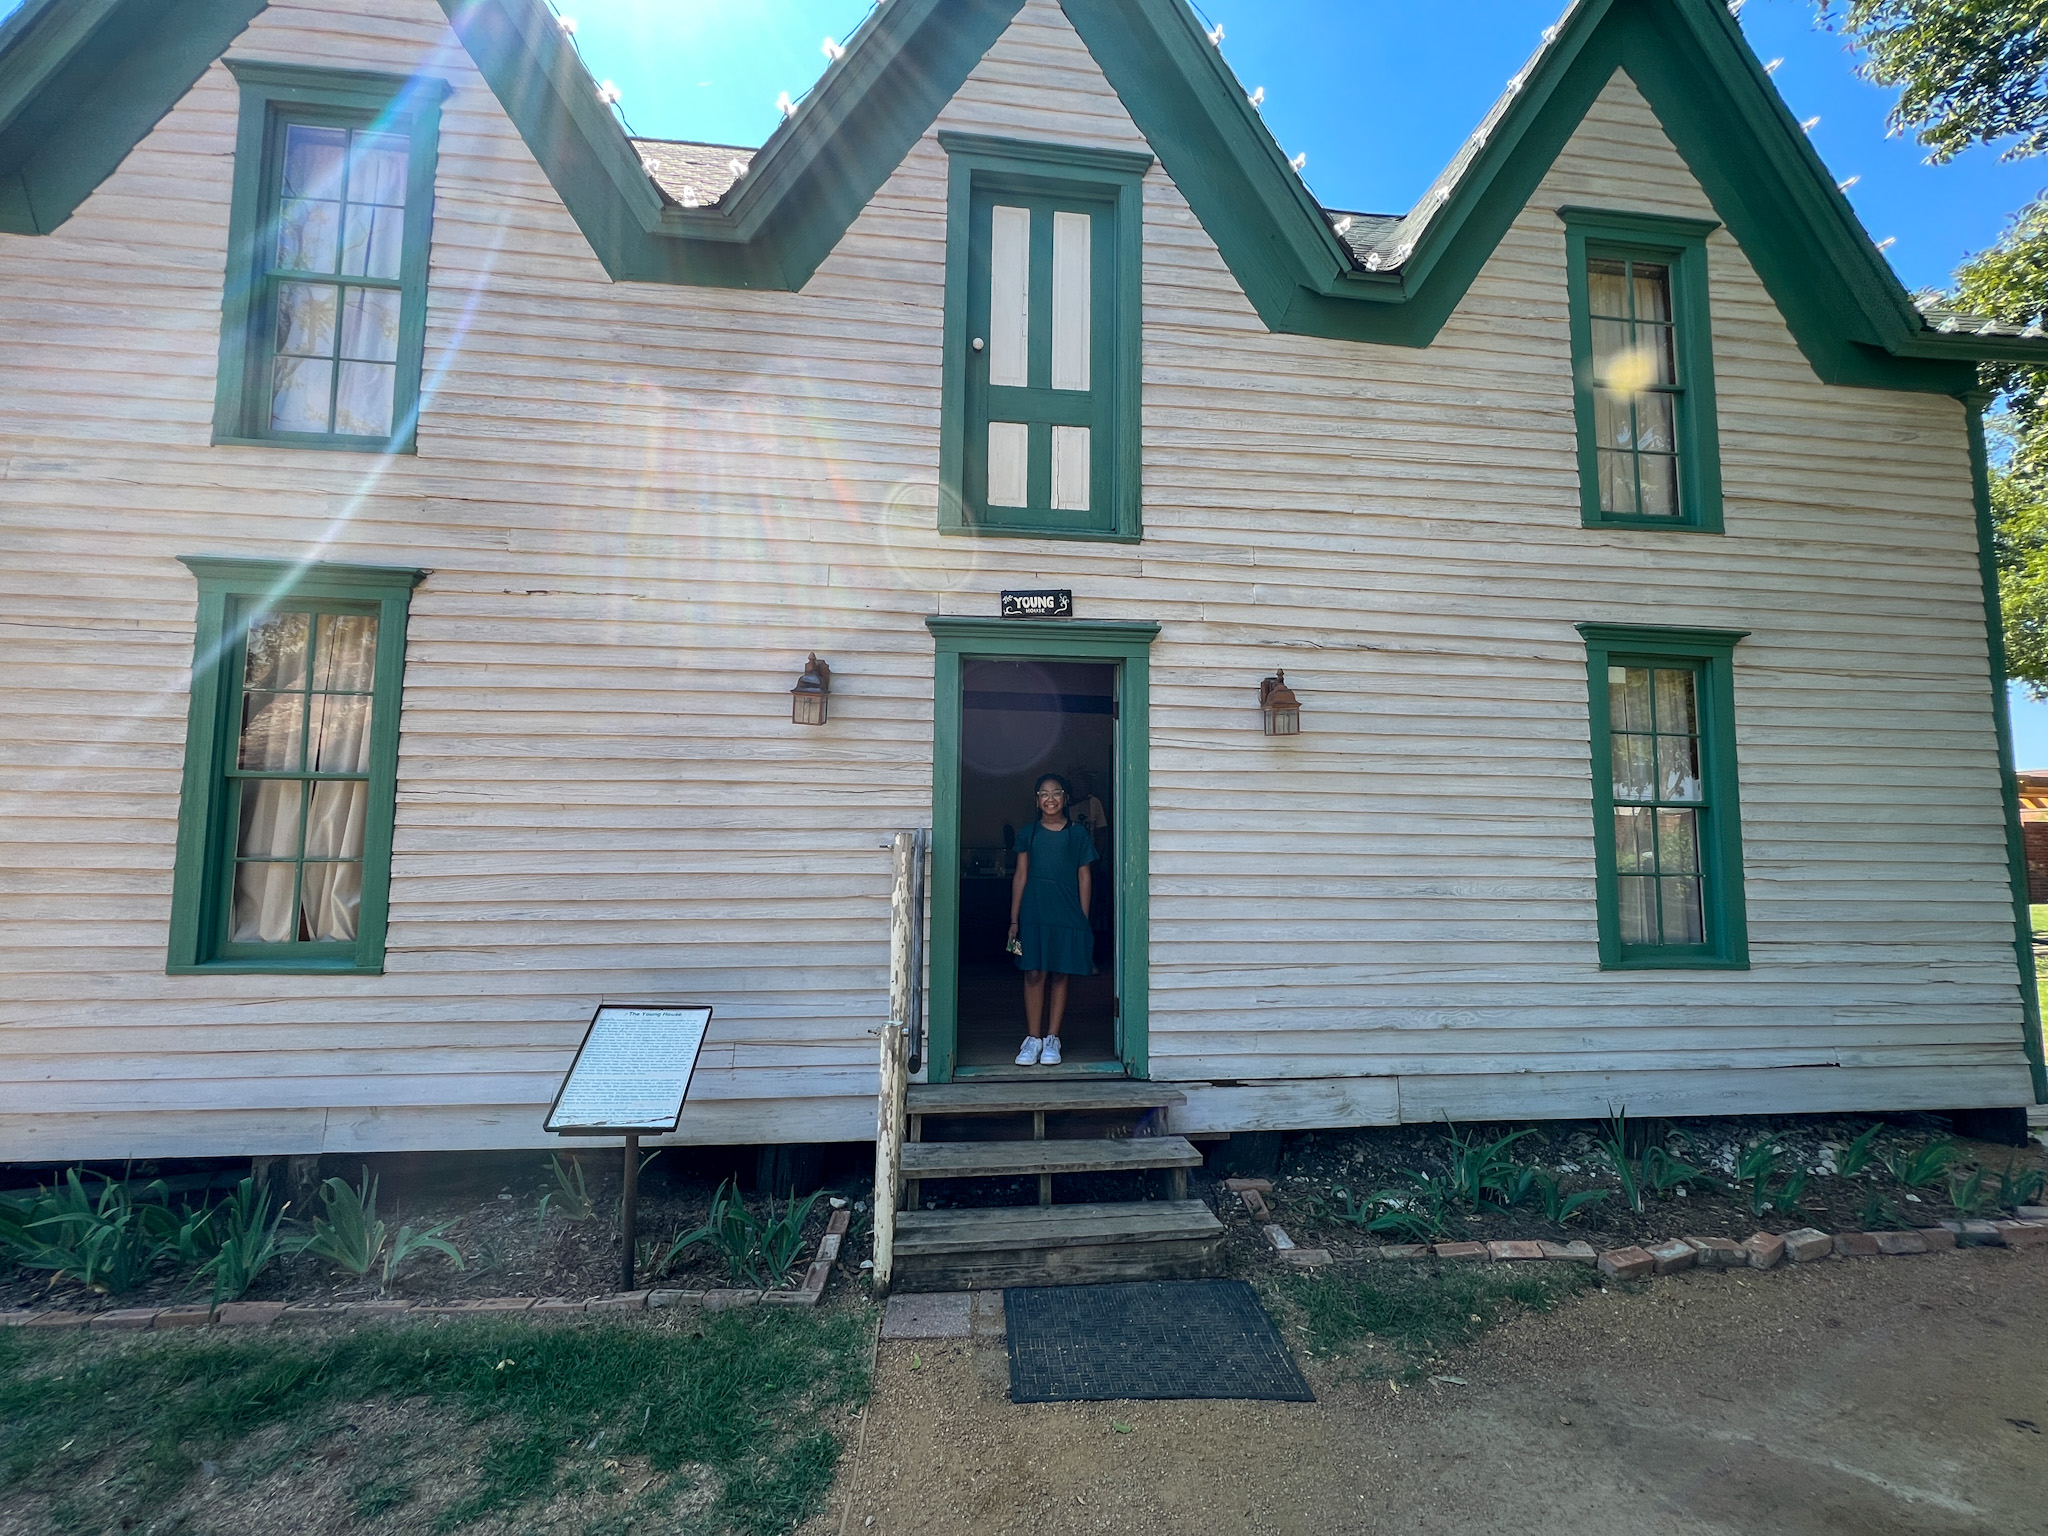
[1015,1036,1043,1066]
[1040,1035,1063,1065]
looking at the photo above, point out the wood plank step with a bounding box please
[900,1136,1202,1181]
[908,1080,1187,1116]
[894,1199,1223,1257]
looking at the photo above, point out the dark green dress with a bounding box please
[1014,819,1098,976]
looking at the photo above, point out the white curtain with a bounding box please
[229,610,377,944]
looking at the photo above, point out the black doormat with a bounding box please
[1003,1279,1315,1403]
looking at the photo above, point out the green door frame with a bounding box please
[924,616,1158,1083]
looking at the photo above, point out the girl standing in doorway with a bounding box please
[1007,773,1096,1066]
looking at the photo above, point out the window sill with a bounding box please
[167,959,384,976]
[211,432,416,455]
[1599,954,1749,972]
[940,522,1142,545]
[1580,513,1722,534]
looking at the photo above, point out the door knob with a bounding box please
[971,337,985,351]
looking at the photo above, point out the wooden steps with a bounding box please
[887,1077,1220,1290]
[892,1200,1225,1292]
[900,1135,1202,1181]
[907,1080,1186,1116]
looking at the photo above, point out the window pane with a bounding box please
[1638,453,1680,519]
[1613,807,1654,874]
[1590,318,1631,375]
[1644,323,1676,387]
[1597,448,1637,515]
[275,282,338,357]
[306,780,368,859]
[1634,392,1675,454]
[302,861,363,942]
[987,204,1030,388]
[281,124,347,202]
[1609,665,1652,733]
[1652,667,1696,736]
[239,692,305,771]
[1656,730,1701,802]
[311,693,373,773]
[1632,263,1671,323]
[1660,876,1703,945]
[334,362,396,436]
[1051,425,1090,511]
[1655,808,1699,874]
[236,778,303,861]
[987,421,1028,506]
[1594,387,1634,451]
[1611,733,1655,802]
[271,355,334,433]
[1051,210,1091,392]
[341,204,405,280]
[1617,875,1656,946]
[243,612,310,693]
[347,130,409,207]
[232,860,300,944]
[276,197,340,273]
[340,288,400,364]
[1587,259,1628,317]
[316,614,379,692]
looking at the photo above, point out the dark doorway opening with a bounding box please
[955,658,1118,1069]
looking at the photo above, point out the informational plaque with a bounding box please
[543,1004,713,1135]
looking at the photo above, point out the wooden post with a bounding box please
[871,831,915,1298]
[620,1133,639,1293]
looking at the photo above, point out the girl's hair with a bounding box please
[1033,773,1071,800]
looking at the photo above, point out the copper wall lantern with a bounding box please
[1259,670,1300,736]
[791,654,832,725]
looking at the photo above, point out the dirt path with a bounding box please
[817,1248,2048,1536]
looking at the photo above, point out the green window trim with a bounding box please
[168,556,425,975]
[211,60,448,455]
[1561,207,1724,534]
[1580,622,1749,971]
[937,131,1149,543]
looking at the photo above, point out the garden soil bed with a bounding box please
[0,1146,868,1315]
[1232,1111,2048,1263]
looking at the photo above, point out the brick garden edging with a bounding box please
[0,1211,851,1332]
[1230,1183,2048,1281]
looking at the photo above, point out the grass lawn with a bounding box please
[0,1306,870,1535]
[1273,1262,1597,1384]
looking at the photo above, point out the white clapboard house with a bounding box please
[4,0,2046,1190]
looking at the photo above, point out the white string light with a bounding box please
[821,36,845,61]
[1838,175,1859,191]
[1728,0,1745,14]
[1875,236,1896,251]
[776,90,797,118]
[1763,57,1783,75]
[681,185,699,208]
[1207,21,1223,45]
[1800,116,1820,132]
[1289,151,1307,171]
[1333,216,1353,236]
[1248,86,1265,108]
[729,157,748,179]
[595,79,621,105]
[556,13,576,33]
[1364,251,1383,271]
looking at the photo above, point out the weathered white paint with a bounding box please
[0,0,2034,1159]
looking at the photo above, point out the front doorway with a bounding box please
[924,617,1157,1083]
[954,658,1118,1068]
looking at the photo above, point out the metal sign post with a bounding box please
[544,1003,713,1293]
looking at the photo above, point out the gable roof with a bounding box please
[2,0,2042,393]
[0,0,264,234]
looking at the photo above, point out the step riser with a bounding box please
[901,1135,1200,1181]
[894,1236,1226,1292]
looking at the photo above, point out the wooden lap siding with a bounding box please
[0,0,2029,1159]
